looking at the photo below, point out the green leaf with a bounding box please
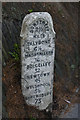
[28,9,33,13]
[8,43,20,61]
[14,43,18,48]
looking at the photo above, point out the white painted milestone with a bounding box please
[20,12,56,110]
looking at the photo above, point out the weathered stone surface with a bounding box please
[20,12,55,110]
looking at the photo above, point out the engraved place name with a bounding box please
[25,91,52,100]
[24,72,50,79]
[26,61,51,70]
[25,50,53,58]
[26,82,50,90]
[24,38,51,46]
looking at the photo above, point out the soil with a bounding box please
[2,58,80,119]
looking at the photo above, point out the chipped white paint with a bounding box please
[20,12,55,110]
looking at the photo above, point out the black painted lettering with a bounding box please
[35,79,40,83]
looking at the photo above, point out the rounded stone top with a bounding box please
[20,12,56,39]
